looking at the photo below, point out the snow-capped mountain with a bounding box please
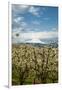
[26,39,45,44]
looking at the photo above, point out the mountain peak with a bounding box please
[26,39,45,44]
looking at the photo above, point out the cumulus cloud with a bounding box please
[12,16,28,30]
[29,6,40,16]
[14,16,24,23]
[12,4,40,17]
[12,5,58,43]
[12,4,29,14]
[12,4,45,31]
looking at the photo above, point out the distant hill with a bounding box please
[25,43,58,48]
[14,42,58,48]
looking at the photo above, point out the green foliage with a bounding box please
[12,44,58,85]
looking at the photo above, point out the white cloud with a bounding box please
[23,31,58,39]
[19,5,29,9]
[14,16,24,23]
[29,6,40,16]
[12,4,29,14]
[13,16,28,29]
[12,4,46,20]
[13,27,25,32]
[21,22,27,27]
[12,31,58,43]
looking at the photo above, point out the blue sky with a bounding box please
[12,4,58,44]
